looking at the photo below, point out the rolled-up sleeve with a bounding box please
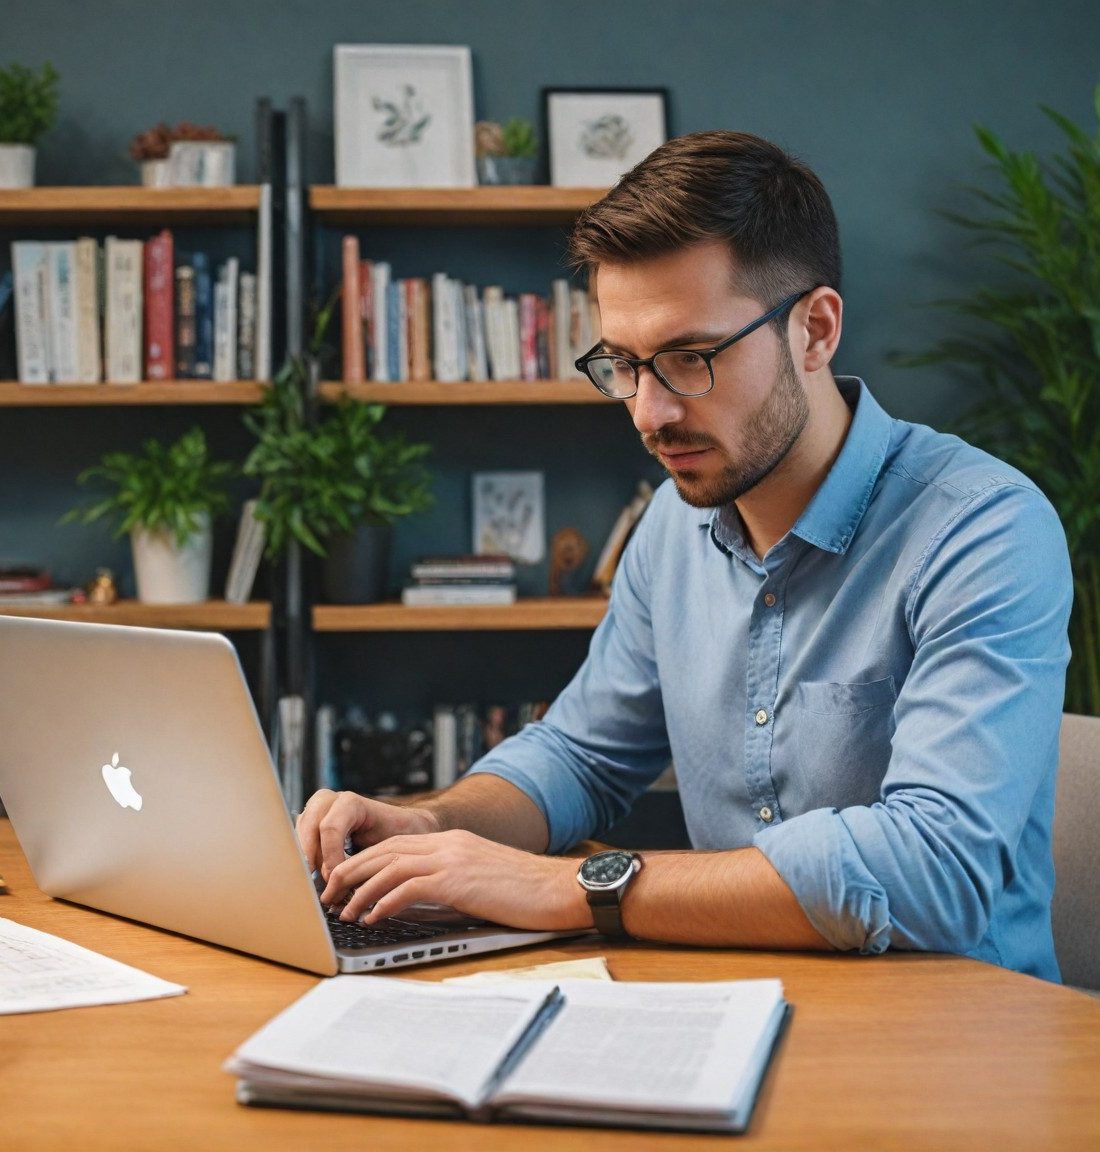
[754,483,1072,957]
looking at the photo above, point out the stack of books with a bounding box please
[0,566,77,606]
[401,554,517,606]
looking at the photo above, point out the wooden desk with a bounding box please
[3,819,1099,1151]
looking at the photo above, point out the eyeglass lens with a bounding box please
[586,349,712,398]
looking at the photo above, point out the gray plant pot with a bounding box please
[477,155,537,185]
[321,522,393,604]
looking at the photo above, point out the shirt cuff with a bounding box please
[754,807,893,954]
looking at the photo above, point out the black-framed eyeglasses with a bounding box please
[575,288,814,400]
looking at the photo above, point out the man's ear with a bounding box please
[797,288,843,373]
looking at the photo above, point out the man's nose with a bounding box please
[627,366,687,435]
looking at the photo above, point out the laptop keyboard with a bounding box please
[324,908,448,951]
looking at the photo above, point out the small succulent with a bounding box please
[129,120,230,162]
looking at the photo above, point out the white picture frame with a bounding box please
[334,44,476,188]
[544,88,669,188]
[472,471,545,563]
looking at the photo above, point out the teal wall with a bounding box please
[3,1,1097,714]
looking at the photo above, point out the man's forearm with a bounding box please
[620,846,834,950]
[409,773,551,853]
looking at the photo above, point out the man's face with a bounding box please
[596,240,809,509]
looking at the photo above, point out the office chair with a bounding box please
[1051,712,1100,993]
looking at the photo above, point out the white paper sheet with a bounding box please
[0,916,187,1014]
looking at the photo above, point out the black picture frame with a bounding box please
[542,87,671,188]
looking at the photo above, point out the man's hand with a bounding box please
[296,789,441,880]
[321,829,593,933]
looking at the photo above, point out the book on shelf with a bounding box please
[191,251,213,379]
[410,554,516,581]
[591,480,655,596]
[175,262,197,379]
[0,269,16,380]
[213,256,240,382]
[401,583,517,607]
[223,499,266,604]
[104,236,143,384]
[143,230,174,381]
[254,182,272,382]
[237,271,257,380]
[0,566,53,594]
[341,235,364,384]
[225,974,789,1133]
[73,237,101,384]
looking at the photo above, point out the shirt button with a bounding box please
[759,806,774,822]
[755,708,769,725]
[763,593,776,607]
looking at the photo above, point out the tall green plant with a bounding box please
[242,302,433,559]
[903,86,1100,715]
[0,62,59,144]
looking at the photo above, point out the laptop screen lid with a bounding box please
[0,616,583,975]
[0,615,341,975]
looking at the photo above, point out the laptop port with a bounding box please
[411,950,424,959]
[429,947,443,956]
[447,945,461,953]
[374,958,386,968]
[393,953,408,962]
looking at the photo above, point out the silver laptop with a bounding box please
[0,615,580,975]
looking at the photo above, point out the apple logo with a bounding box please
[101,752,143,811]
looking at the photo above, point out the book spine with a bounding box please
[192,252,213,379]
[213,257,239,382]
[386,279,401,383]
[105,236,143,384]
[175,264,197,378]
[483,285,505,382]
[371,261,391,382]
[74,237,101,383]
[237,272,257,380]
[254,182,272,381]
[47,243,79,383]
[409,277,430,382]
[359,258,373,381]
[464,284,488,382]
[519,292,539,382]
[11,242,49,384]
[143,229,175,381]
[341,235,364,384]
[551,278,572,381]
[503,298,521,381]
[451,279,468,383]
[569,287,593,378]
[432,705,458,790]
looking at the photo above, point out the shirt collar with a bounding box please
[707,377,893,559]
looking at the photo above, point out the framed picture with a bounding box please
[543,87,669,188]
[472,471,545,563]
[334,44,476,188]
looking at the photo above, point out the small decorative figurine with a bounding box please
[549,528,589,596]
[87,568,119,606]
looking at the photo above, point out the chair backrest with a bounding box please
[1051,712,1100,992]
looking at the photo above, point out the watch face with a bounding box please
[582,851,633,886]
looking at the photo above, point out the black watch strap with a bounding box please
[587,887,630,937]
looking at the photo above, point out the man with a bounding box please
[298,131,1072,979]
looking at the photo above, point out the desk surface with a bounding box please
[3,819,1099,1151]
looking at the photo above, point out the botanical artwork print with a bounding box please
[579,114,633,161]
[372,85,431,147]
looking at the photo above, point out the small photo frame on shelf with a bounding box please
[334,44,476,188]
[543,87,669,188]
[472,471,545,563]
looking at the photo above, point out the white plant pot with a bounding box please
[166,140,235,187]
[0,143,36,189]
[131,518,213,604]
[140,158,171,187]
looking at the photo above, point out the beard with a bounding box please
[641,344,809,509]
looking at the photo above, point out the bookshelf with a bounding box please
[0,120,280,648]
[313,595,608,632]
[317,379,611,405]
[0,599,271,630]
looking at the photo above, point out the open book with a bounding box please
[225,975,789,1133]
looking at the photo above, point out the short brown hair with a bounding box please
[567,130,841,308]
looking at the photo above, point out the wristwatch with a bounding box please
[576,849,643,938]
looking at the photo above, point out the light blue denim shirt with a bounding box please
[470,378,1072,980]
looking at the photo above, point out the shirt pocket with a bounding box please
[782,677,897,812]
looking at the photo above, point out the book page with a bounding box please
[492,978,785,1117]
[225,975,556,1111]
[0,917,186,1014]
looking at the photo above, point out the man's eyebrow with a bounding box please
[598,331,727,356]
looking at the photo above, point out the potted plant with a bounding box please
[128,120,235,187]
[64,427,234,604]
[243,311,433,603]
[475,118,539,185]
[0,61,59,188]
[900,85,1100,715]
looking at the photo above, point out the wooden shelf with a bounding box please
[313,596,608,632]
[0,185,263,226]
[318,379,612,406]
[309,185,606,226]
[0,381,268,406]
[0,599,271,630]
